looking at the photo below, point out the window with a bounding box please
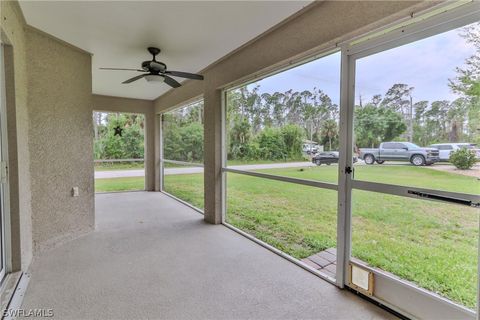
[382,143,395,149]
[436,145,453,150]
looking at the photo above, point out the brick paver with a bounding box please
[302,247,337,279]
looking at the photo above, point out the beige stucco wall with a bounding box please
[153,0,441,223]
[26,27,94,253]
[92,94,156,191]
[1,0,33,271]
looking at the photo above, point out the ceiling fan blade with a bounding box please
[100,67,144,72]
[163,75,181,88]
[122,74,147,84]
[165,70,204,80]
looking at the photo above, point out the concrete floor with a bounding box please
[21,192,396,319]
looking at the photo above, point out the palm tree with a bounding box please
[322,119,338,151]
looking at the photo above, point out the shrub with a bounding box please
[281,125,304,159]
[450,148,476,170]
[230,142,259,160]
[256,127,286,160]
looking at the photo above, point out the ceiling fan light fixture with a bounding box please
[144,74,163,82]
[100,47,203,88]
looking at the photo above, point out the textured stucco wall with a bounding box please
[26,27,94,253]
[92,94,155,191]
[152,0,441,223]
[1,0,33,270]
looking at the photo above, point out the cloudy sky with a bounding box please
[247,23,475,106]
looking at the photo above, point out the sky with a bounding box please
[246,23,476,106]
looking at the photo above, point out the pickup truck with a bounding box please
[428,143,480,161]
[359,142,440,166]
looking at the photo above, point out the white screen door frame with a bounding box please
[0,43,11,285]
[338,3,480,319]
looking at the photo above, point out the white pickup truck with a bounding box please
[359,142,440,166]
[428,143,480,161]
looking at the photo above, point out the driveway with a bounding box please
[95,161,316,179]
[427,163,480,178]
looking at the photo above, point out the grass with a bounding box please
[164,173,205,209]
[95,177,145,192]
[95,165,479,308]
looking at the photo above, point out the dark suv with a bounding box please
[312,152,358,166]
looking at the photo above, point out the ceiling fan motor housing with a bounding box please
[142,60,167,73]
[100,46,203,86]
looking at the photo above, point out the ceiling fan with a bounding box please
[100,47,204,88]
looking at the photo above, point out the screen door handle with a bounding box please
[407,190,479,208]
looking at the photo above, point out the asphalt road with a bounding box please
[95,161,316,179]
[94,161,479,179]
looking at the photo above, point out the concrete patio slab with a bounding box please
[20,192,396,319]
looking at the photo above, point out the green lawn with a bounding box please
[164,173,205,209]
[95,165,479,308]
[95,177,145,192]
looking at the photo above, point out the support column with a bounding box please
[203,89,222,224]
[154,113,161,192]
[144,108,156,191]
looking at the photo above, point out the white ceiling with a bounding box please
[19,1,310,100]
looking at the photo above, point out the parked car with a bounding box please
[303,144,319,155]
[428,143,480,161]
[358,142,440,166]
[312,151,358,166]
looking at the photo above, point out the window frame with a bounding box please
[341,3,480,318]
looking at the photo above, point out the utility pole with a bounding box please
[409,96,414,142]
[310,120,313,141]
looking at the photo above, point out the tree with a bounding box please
[382,84,414,142]
[424,100,450,143]
[281,125,304,159]
[449,23,480,97]
[447,98,469,142]
[354,104,406,148]
[449,23,480,144]
[161,102,204,162]
[93,113,145,160]
[229,118,252,160]
[256,127,287,160]
[321,119,338,151]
